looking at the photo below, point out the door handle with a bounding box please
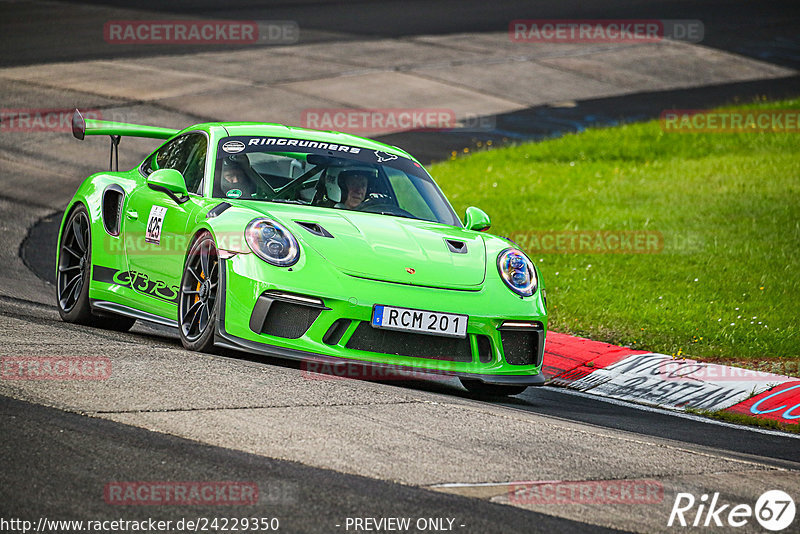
[126,210,138,220]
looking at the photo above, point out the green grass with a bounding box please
[430,98,800,367]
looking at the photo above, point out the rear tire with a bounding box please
[460,378,528,397]
[56,204,135,332]
[178,231,219,353]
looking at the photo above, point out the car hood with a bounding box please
[258,206,487,289]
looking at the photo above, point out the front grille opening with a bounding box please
[323,319,351,345]
[500,330,541,366]
[346,322,473,362]
[260,300,321,339]
[476,335,493,363]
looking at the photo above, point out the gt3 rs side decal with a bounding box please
[92,265,179,303]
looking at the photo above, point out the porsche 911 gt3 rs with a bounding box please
[57,110,547,396]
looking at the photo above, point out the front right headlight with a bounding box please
[497,248,537,297]
[244,218,300,267]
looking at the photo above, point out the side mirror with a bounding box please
[464,206,491,231]
[147,169,188,196]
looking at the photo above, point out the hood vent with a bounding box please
[445,239,467,254]
[295,220,334,238]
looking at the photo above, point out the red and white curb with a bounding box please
[543,333,800,425]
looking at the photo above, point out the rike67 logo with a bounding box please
[668,490,795,531]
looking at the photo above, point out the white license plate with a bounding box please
[371,305,468,338]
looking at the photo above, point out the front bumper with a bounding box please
[215,252,547,385]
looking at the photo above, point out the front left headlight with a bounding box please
[497,248,537,297]
[245,218,300,267]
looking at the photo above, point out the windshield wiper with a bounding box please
[381,211,417,220]
[266,199,306,205]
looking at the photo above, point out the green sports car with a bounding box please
[57,110,547,396]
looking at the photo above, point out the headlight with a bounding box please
[497,248,537,297]
[245,218,300,267]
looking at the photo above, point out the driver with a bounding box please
[335,169,373,210]
[220,159,255,198]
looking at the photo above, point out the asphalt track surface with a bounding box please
[1,395,618,534]
[3,0,799,69]
[2,1,800,533]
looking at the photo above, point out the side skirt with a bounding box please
[90,300,179,329]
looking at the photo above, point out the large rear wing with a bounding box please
[71,109,180,171]
[71,109,179,140]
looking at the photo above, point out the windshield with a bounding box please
[213,136,461,226]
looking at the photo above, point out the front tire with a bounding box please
[460,378,528,397]
[178,231,219,353]
[56,204,135,331]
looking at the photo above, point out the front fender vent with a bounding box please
[206,202,231,219]
[445,239,467,254]
[295,220,333,238]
